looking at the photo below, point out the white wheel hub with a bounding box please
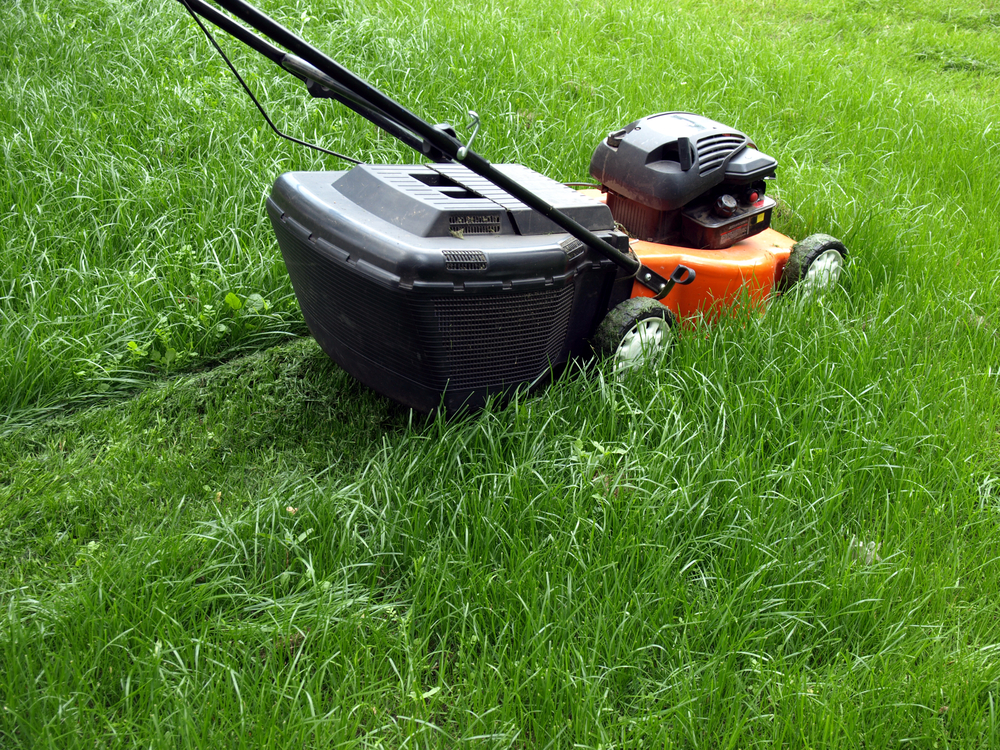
[801,248,844,294]
[614,316,671,371]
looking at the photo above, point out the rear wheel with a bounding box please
[592,297,676,372]
[780,234,847,295]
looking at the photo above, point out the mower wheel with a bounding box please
[592,297,676,372]
[780,233,847,295]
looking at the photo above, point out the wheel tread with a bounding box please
[592,296,675,358]
[780,233,848,291]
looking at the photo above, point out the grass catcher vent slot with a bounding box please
[442,250,488,271]
[427,285,575,389]
[560,237,586,263]
[449,214,502,235]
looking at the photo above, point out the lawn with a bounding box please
[2,0,1000,746]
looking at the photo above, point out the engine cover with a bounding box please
[589,112,777,212]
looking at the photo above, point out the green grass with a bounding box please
[3,0,1000,746]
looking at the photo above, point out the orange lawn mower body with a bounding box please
[631,229,795,318]
[581,113,847,371]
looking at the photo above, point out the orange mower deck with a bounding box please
[630,229,795,320]
[578,188,795,320]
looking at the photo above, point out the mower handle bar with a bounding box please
[176,0,650,280]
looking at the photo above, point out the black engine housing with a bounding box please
[590,112,779,248]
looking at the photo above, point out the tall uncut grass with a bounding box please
[3,0,1000,746]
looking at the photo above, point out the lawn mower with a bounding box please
[176,0,848,412]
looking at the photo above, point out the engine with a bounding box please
[590,112,778,249]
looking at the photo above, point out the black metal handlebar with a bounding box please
[176,0,651,280]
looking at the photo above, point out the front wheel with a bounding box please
[592,297,677,372]
[779,233,847,295]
